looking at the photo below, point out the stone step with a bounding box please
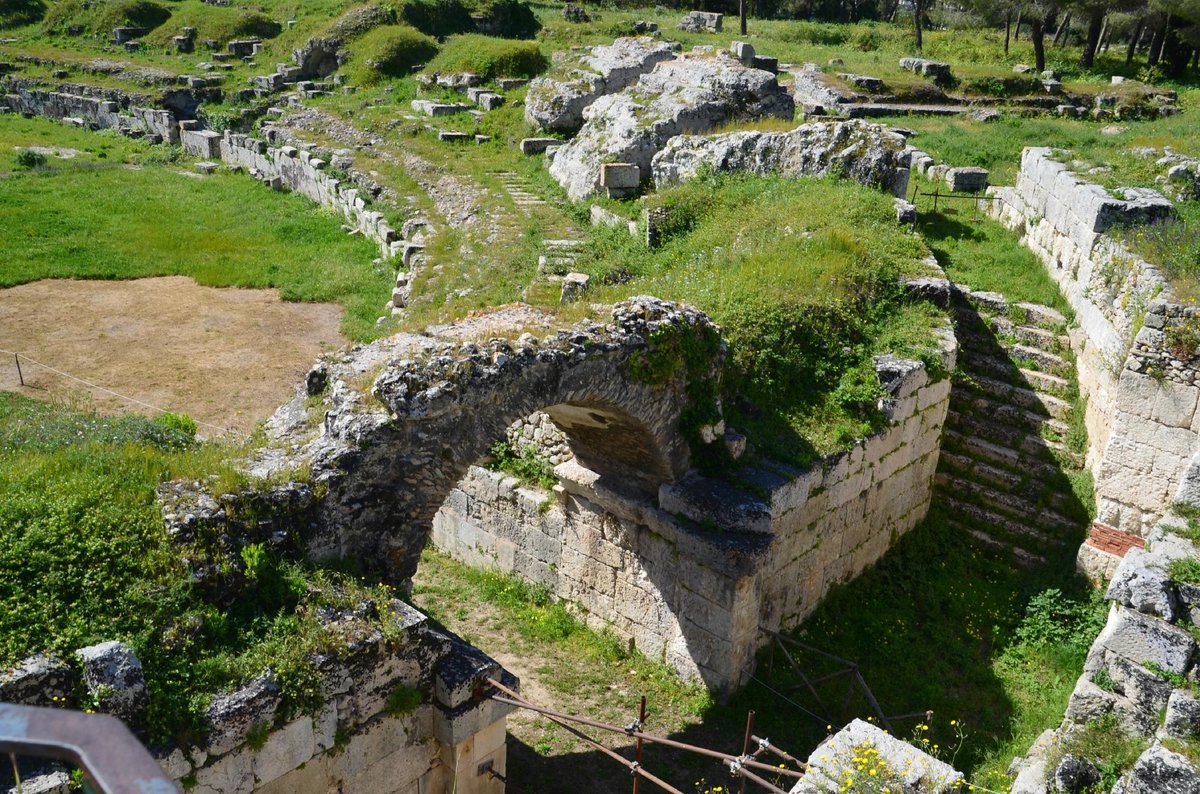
[989,316,1071,355]
[935,473,1082,533]
[937,451,1084,515]
[941,429,1063,479]
[939,495,1070,552]
[1008,343,1074,378]
[1017,367,1071,398]
[1014,302,1068,331]
[543,239,585,249]
[950,392,1069,438]
[958,525,1048,567]
[939,451,1022,491]
[946,411,1065,463]
[962,375,1072,421]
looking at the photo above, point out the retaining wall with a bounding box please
[4,83,182,143]
[989,146,1200,534]
[432,325,957,690]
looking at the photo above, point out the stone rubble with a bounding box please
[548,50,794,200]
[524,36,679,132]
[651,118,910,197]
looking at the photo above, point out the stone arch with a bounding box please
[294,297,725,586]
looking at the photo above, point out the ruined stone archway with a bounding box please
[255,297,724,587]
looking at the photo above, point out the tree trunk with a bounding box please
[1031,13,1051,73]
[1054,12,1072,47]
[1162,15,1192,77]
[1148,16,1167,66]
[1014,8,1023,41]
[1080,10,1104,67]
[1098,14,1110,52]
[913,0,923,52]
[739,0,746,35]
[1005,10,1012,55]
[1126,18,1144,66]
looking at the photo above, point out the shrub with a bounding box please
[398,0,473,38]
[15,148,47,169]
[156,412,197,438]
[423,34,547,80]
[0,0,46,29]
[343,25,438,85]
[470,0,540,39]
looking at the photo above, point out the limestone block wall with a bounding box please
[4,83,181,143]
[989,146,1199,534]
[218,131,404,261]
[432,325,956,690]
[757,342,956,633]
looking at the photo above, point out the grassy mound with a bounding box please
[578,174,943,465]
[43,0,171,37]
[398,0,473,37]
[423,33,547,80]
[145,4,281,48]
[343,24,438,85]
[0,394,406,742]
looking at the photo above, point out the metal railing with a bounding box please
[0,703,179,794]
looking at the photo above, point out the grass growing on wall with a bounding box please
[0,115,391,342]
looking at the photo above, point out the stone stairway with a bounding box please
[495,171,548,210]
[936,290,1091,566]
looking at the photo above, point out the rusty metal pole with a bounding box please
[14,354,23,387]
[633,695,647,794]
[738,710,755,794]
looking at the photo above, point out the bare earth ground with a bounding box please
[0,276,344,436]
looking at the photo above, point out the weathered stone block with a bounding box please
[945,166,988,193]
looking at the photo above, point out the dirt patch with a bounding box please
[0,276,344,436]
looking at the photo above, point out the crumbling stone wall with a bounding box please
[989,147,1198,534]
[3,82,183,143]
[0,601,515,794]
[430,322,957,689]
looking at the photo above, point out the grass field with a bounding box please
[0,115,390,341]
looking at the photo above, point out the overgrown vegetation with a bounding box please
[487,440,558,490]
[43,0,171,38]
[581,173,945,465]
[0,394,410,742]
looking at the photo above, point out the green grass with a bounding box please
[919,210,1071,313]
[573,173,946,465]
[341,24,438,86]
[0,393,418,742]
[0,115,391,341]
[758,509,1104,786]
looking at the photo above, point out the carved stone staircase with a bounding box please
[936,290,1091,566]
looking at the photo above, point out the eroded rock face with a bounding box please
[524,36,679,132]
[652,119,909,196]
[76,641,148,730]
[548,52,794,200]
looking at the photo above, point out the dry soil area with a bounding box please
[0,276,344,436]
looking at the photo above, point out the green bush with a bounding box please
[423,34,547,80]
[343,24,438,85]
[398,0,473,38]
[44,0,171,36]
[0,0,46,29]
[15,148,47,169]
[470,0,539,39]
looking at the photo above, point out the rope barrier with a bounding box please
[1,347,240,437]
